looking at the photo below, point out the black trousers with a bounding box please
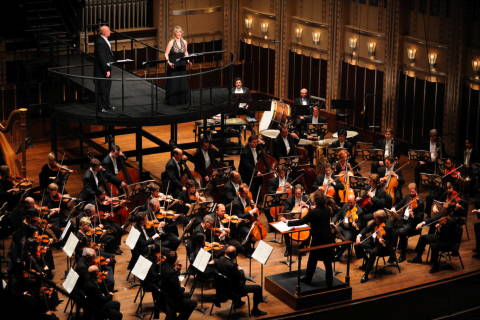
[304,250,333,284]
[95,77,112,110]
[234,284,263,307]
[358,241,392,276]
[395,220,416,254]
[474,222,480,252]
[165,295,197,320]
[336,225,357,257]
[101,300,122,320]
[415,234,442,267]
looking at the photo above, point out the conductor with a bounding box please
[94,24,115,113]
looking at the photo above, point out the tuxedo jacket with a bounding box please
[93,35,114,77]
[272,135,299,160]
[164,158,184,193]
[239,147,256,183]
[191,148,218,178]
[374,138,401,159]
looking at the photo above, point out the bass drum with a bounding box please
[258,100,291,139]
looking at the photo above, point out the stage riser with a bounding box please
[263,272,480,320]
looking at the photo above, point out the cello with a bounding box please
[290,193,311,242]
[381,161,409,205]
[242,188,268,244]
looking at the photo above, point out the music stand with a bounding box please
[187,200,214,217]
[307,123,328,138]
[209,166,233,187]
[419,173,443,188]
[349,176,369,192]
[408,149,431,162]
[355,141,374,150]
[326,147,347,163]
[278,156,300,171]
[355,148,384,161]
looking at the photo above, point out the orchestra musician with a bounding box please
[333,194,362,260]
[191,138,219,182]
[293,88,314,127]
[472,202,480,259]
[146,197,181,250]
[285,184,309,213]
[415,128,446,189]
[238,135,265,196]
[80,158,120,204]
[272,125,300,161]
[329,129,354,158]
[391,183,425,262]
[95,188,125,254]
[371,128,400,173]
[102,145,129,192]
[461,139,477,196]
[159,249,197,320]
[442,158,463,188]
[312,163,344,201]
[355,210,395,283]
[164,148,188,197]
[127,212,162,271]
[75,214,117,257]
[377,156,405,204]
[357,174,391,228]
[215,245,267,316]
[280,191,334,286]
[267,167,292,195]
[229,183,260,254]
[231,77,253,117]
[223,171,242,204]
[409,207,460,273]
[39,152,73,191]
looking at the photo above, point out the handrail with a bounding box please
[111,28,164,53]
[298,240,353,253]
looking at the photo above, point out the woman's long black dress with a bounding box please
[166,39,189,105]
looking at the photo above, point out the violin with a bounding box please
[96,270,108,283]
[93,256,110,266]
[155,209,177,220]
[204,241,224,251]
[221,215,249,224]
[50,162,74,173]
[85,226,105,236]
[344,207,359,230]
[374,222,386,244]
[145,219,161,229]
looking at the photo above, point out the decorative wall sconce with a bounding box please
[472,57,480,74]
[312,31,321,45]
[295,27,303,42]
[407,47,416,65]
[261,22,269,39]
[428,52,437,71]
[348,37,358,50]
[367,41,376,59]
[244,17,253,36]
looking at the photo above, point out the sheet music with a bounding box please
[271,221,309,233]
[252,240,273,265]
[131,255,153,281]
[192,248,211,273]
[62,268,79,294]
[60,220,71,241]
[125,226,141,250]
[62,233,79,258]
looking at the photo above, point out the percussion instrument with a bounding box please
[333,130,359,139]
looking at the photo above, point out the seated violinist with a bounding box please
[377,156,404,205]
[391,183,425,262]
[42,183,71,239]
[102,145,129,193]
[442,158,463,188]
[145,198,181,250]
[95,188,125,254]
[355,210,396,282]
[223,171,242,204]
[39,152,73,191]
[191,138,219,183]
[76,247,115,293]
[272,125,300,161]
[190,215,224,259]
[127,212,162,272]
[83,265,122,320]
[312,163,344,201]
[75,214,117,257]
[357,174,391,227]
[430,182,467,222]
[333,194,362,260]
[145,182,165,206]
[409,207,460,273]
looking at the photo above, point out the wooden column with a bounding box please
[443,4,464,155]
[326,0,344,109]
[223,0,240,61]
[153,0,168,54]
[274,0,288,98]
[382,0,401,131]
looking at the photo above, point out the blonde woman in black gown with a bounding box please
[165,26,190,105]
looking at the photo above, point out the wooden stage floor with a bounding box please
[20,119,480,319]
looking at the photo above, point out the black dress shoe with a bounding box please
[251,308,267,316]
[300,276,312,284]
[408,256,423,264]
[233,300,245,309]
[388,256,396,264]
[360,274,369,283]
[429,266,440,273]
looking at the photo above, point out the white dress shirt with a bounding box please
[109,154,118,175]
[251,148,258,164]
[429,141,438,161]
[90,168,98,187]
[201,149,211,169]
[282,136,290,154]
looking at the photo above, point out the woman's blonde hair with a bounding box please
[172,26,184,39]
